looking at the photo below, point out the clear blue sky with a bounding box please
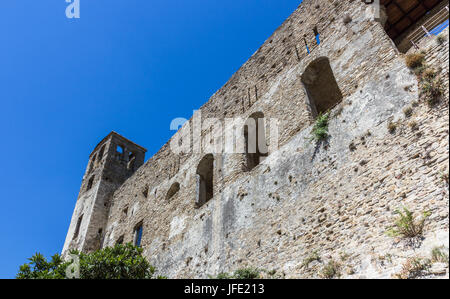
[0,0,302,278]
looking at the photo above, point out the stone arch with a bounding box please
[301,57,343,118]
[195,154,214,207]
[166,182,180,201]
[244,112,268,171]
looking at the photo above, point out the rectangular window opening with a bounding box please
[134,223,143,247]
[73,214,83,240]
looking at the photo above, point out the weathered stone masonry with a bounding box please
[63,0,449,278]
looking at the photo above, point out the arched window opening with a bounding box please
[303,38,310,54]
[116,145,124,160]
[166,182,180,201]
[195,154,214,207]
[244,112,268,171]
[301,57,343,118]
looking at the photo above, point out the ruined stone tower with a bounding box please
[63,0,449,278]
[62,132,146,253]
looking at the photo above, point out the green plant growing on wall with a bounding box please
[431,246,449,264]
[310,113,330,142]
[421,77,443,107]
[210,267,261,279]
[436,33,447,45]
[387,121,397,134]
[386,207,431,238]
[233,268,261,279]
[301,250,321,269]
[405,53,444,107]
[405,53,425,71]
[403,106,413,118]
[16,243,163,279]
[395,257,431,279]
[320,260,341,279]
[408,121,419,131]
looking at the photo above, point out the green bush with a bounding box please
[16,243,162,279]
[16,253,68,279]
[233,268,260,279]
[421,77,443,107]
[210,267,261,279]
[320,260,341,279]
[301,251,321,269]
[386,208,431,238]
[395,257,431,279]
[310,113,329,142]
[431,246,449,264]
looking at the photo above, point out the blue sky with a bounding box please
[0,0,302,278]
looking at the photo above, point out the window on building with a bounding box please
[313,27,320,45]
[116,145,124,160]
[303,38,310,54]
[244,112,268,171]
[134,223,143,247]
[166,182,180,201]
[73,214,83,240]
[86,176,95,191]
[116,235,124,245]
[195,154,214,207]
[301,57,343,118]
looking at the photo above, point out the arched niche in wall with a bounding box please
[301,57,343,118]
[244,112,268,171]
[195,154,214,207]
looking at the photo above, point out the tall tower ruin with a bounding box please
[62,132,146,254]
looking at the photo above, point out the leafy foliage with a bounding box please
[405,53,443,107]
[16,253,68,279]
[386,208,431,238]
[310,113,329,142]
[421,77,443,107]
[301,250,321,269]
[17,243,162,279]
[431,246,449,264]
[436,33,447,45]
[233,268,261,279]
[320,260,341,279]
[395,257,431,279]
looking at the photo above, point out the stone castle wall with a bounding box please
[65,0,449,278]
